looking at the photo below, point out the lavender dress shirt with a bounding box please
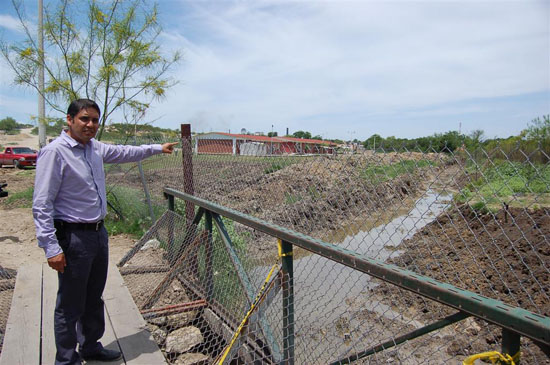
[33,131,162,258]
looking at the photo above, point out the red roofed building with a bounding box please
[195,132,336,155]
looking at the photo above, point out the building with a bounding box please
[194,132,337,155]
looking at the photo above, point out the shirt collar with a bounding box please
[60,130,93,149]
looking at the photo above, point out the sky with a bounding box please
[0,0,549,141]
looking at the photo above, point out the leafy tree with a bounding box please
[524,115,550,143]
[1,0,180,140]
[465,129,485,149]
[0,117,18,132]
[312,135,323,140]
[31,117,65,136]
[292,130,312,139]
[363,134,382,148]
[267,131,278,137]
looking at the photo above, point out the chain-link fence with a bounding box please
[105,130,549,364]
[0,266,16,355]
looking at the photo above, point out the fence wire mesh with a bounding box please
[0,266,16,354]
[106,133,549,364]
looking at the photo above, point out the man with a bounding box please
[33,99,177,365]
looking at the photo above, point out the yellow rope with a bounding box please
[277,238,292,257]
[217,264,279,365]
[462,350,520,365]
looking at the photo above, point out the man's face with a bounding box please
[66,107,100,144]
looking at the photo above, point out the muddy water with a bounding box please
[328,189,452,258]
[254,190,452,363]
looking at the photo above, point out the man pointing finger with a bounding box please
[33,99,177,365]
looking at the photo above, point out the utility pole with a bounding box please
[38,0,46,148]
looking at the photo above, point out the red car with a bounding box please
[0,146,38,168]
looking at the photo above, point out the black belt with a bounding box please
[54,220,104,232]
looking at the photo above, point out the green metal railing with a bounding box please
[163,187,550,364]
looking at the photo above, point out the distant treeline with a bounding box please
[30,119,179,140]
[360,116,549,163]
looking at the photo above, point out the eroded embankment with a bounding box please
[372,206,550,363]
[196,155,450,257]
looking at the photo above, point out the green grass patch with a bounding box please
[456,160,550,209]
[264,158,296,174]
[105,185,164,237]
[5,186,34,208]
[285,192,302,204]
[361,159,434,183]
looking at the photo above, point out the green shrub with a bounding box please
[456,160,550,208]
[264,163,283,174]
[362,159,434,183]
[5,186,34,207]
[105,185,164,237]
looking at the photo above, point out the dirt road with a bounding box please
[0,128,40,150]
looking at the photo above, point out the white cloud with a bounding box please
[145,0,549,138]
[1,1,548,139]
[0,14,24,33]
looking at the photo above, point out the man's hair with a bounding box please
[67,99,101,118]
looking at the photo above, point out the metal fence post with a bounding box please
[281,239,295,365]
[167,194,175,212]
[502,329,521,364]
[179,123,198,269]
[205,211,214,302]
[181,124,194,226]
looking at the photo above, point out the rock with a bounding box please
[446,337,471,356]
[147,316,167,326]
[464,317,481,336]
[141,239,161,250]
[174,352,210,365]
[171,280,184,292]
[165,326,203,353]
[166,311,197,329]
[151,326,168,345]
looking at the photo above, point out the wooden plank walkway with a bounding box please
[0,263,167,365]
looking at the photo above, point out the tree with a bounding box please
[0,117,18,132]
[292,130,312,139]
[1,0,180,140]
[465,129,485,149]
[30,117,65,136]
[267,131,278,137]
[525,115,550,143]
[363,134,382,150]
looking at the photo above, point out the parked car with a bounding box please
[0,146,38,168]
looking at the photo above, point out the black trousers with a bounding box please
[54,225,109,365]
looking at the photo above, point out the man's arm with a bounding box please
[100,142,177,164]
[32,150,66,271]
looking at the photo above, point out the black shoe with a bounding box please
[81,348,122,362]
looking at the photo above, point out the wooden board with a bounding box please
[103,264,167,364]
[41,263,58,364]
[0,265,42,365]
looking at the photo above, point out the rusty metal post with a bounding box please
[181,124,194,225]
[173,124,198,267]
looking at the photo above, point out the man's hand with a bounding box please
[48,253,67,273]
[161,142,178,154]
